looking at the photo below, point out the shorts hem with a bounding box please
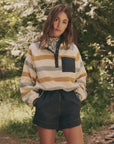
[60,120,81,130]
[33,119,81,130]
[33,120,58,129]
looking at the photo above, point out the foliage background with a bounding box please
[0,0,114,142]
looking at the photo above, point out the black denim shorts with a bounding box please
[33,90,81,130]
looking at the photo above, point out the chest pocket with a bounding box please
[61,57,75,73]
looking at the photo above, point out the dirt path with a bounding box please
[85,124,114,144]
[0,124,114,144]
[0,133,67,144]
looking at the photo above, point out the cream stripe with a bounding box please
[39,86,77,91]
[34,59,55,67]
[37,70,76,78]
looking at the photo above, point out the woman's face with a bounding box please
[52,12,69,38]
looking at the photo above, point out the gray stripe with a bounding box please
[25,60,36,71]
[20,82,34,87]
[80,62,84,67]
[76,67,80,72]
[36,66,61,72]
[36,66,80,72]
[77,79,86,86]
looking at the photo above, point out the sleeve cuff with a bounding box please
[75,87,87,101]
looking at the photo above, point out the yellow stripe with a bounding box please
[59,52,80,61]
[22,72,30,77]
[31,52,80,61]
[77,73,87,79]
[21,88,33,97]
[32,55,54,61]
[79,84,84,90]
[75,52,80,61]
[59,55,75,59]
[28,49,32,56]
[22,72,35,81]
[39,77,75,83]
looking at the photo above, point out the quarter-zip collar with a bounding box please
[48,37,59,53]
[45,36,63,68]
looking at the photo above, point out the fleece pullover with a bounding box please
[20,38,87,107]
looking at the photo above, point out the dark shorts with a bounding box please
[33,90,81,130]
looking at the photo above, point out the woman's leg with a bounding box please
[62,125,84,144]
[37,126,56,144]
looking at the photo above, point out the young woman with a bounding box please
[20,4,87,144]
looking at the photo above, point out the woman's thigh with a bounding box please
[62,125,84,144]
[37,126,56,144]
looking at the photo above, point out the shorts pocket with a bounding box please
[35,90,45,109]
[74,91,81,102]
[61,57,75,72]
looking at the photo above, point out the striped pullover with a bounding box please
[20,38,87,107]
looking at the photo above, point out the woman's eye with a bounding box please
[63,21,67,24]
[63,22,66,24]
[55,18,58,21]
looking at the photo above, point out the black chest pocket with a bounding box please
[61,57,75,73]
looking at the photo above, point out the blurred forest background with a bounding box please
[0,0,114,143]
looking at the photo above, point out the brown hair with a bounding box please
[39,4,73,49]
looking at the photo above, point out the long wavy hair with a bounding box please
[39,4,73,49]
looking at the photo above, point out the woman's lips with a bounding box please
[56,29,61,32]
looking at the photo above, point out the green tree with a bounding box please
[0,0,113,132]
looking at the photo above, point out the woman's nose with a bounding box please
[57,21,61,28]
